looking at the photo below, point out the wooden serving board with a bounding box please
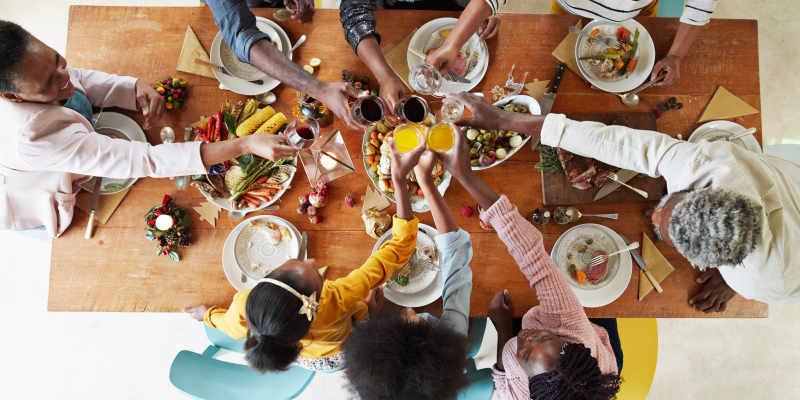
[541,112,668,205]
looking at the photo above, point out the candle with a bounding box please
[320,153,338,170]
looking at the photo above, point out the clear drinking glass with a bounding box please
[439,97,464,123]
[392,124,425,153]
[408,64,454,97]
[393,95,429,125]
[351,96,386,125]
[297,91,321,118]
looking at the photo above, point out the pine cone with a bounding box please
[179,236,191,248]
[166,234,179,246]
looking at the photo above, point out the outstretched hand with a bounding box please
[651,55,681,88]
[318,82,367,131]
[388,135,427,180]
[689,268,736,313]
[134,79,165,130]
[430,123,472,181]
[284,0,315,24]
[181,305,208,321]
[478,16,501,41]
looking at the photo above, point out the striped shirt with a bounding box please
[484,0,718,26]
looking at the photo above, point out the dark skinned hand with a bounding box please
[689,268,736,313]
[487,289,514,328]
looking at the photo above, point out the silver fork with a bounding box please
[603,172,648,198]
[569,26,623,49]
[586,242,640,269]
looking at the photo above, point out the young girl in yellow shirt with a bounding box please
[182,138,425,372]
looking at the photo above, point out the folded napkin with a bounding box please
[638,233,675,301]
[524,79,550,103]
[177,26,216,79]
[383,29,418,91]
[552,20,588,83]
[697,86,760,123]
[76,186,132,225]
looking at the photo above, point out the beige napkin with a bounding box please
[177,26,216,79]
[76,186,132,225]
[383,29,418,91]
[697,86,760,123]
[552,20,588,83]
[193,201,221,227]
[638,233,675,300]
[524,79,550,103]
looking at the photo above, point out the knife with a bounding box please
[620,234,662,293]
[593,169,638,201]
[298,231,308,261]
[85,176,102,239]
[533,63,567,150]
[407,46,471,84]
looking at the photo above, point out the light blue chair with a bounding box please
[764,144,800,166]
[657,0,685,18]
[168,325,316,400]
[468,318,487,359]
[456,318,494,400]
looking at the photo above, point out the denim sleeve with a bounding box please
[206,0,272,64]
[427,229,474,336]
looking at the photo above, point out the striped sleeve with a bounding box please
[483,0,503,16]
[681,0,718,26]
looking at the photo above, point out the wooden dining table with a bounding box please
[48,6,766,318]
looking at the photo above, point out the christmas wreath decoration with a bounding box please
[145,195,192,261]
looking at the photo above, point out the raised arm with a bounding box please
[424,0,498,75]
[651,0,718,88]
[206,0,363,129]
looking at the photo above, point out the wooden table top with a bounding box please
[49,6,767,318]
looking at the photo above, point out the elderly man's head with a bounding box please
[1,20,74,104]
[651,187,761,269]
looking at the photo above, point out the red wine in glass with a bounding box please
[285,117,320,151]
[352,96,385,125]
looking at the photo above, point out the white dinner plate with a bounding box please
[80,112,145,195]
[234,216,300,280]
[688,121,762,154]
[200,158,297,213]
[210,17,293,95]
[550,223,632,308]
[381,224,444,308]
[223,216,304,291]
[377,230,439,294]
[575,19,655,93]
[471,95,541,171]
[407,18,489,95]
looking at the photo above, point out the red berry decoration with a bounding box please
[146,194,190,262]
[654,109,663,119]
[309,215,323,224]
[177,89,183,95]
[461,203,474,218]
[344,195,354,208]
[167,244,172,250]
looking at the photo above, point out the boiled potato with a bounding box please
[365,144,377,156]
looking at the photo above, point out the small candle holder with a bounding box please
[297,130,355,185]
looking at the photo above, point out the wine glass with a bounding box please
[439,97,464,123]
[284,116,322,183]
[408,64,454,98]
[394,95,429,125]
[351,96,386,126]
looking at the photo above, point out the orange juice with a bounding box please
[428,123,455,152]
[394,125,421,153]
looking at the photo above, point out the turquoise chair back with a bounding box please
[169,350,316,400]
[468,318,487,359]
[204,324,246,354]
[657,0,684,18]
[456,359,494,400]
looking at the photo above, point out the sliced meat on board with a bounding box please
[586,250,609,284]
[557,148,596,189]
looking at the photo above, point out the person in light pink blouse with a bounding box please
[431,122,622,400]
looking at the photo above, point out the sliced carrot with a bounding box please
[576,270,587,284]
[248,188,279,196]
[614,59,625,70]
[626,58,637,71]
[417,188,424,196]
[370,132,378,139]
[437,170,445,176]
[367,156,375,164]
[590,28,601,36]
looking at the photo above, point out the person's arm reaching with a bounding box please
[651,0,717,88]
[206,0,363,129]
[425,0,498,75]
[487,290,514,372]
[355,36,408,118]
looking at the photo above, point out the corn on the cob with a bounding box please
[230,101,244,120]
[254,112,286,134]
[236,106,276,136]
[237,99,259,124]
[221,100,232,114]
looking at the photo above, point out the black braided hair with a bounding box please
[528,342,622,400]
[0,20,32,93]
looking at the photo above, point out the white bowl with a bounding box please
[469,95,540,171]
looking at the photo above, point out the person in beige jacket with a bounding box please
[0,21,295,237]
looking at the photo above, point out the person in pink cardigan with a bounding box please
[432,124,622,400]
[0,21,294,237]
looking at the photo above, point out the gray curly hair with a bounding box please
[668,187,762,270]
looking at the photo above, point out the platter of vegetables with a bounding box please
[460,95,540,170]
[189,99,296,212]
[361,114,452,213]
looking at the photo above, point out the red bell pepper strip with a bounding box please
[214,111,223,142]
[207,116,217,142]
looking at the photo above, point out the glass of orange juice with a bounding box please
[393,124,425,153]
[427,123,456,153]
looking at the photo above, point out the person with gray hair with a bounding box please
[450,92,800,311]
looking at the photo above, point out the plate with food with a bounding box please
[407,18,489,93]
[377,224,444,307]
[362,115,452,213]
[688,120,762,154]
[210,17,293,95]
[234,215,300,280]
[576,19,655,93]
[80,112,146,195]
[550,223,631,307]
[459,95,539,170]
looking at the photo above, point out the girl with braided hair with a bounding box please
[431,124,621,400]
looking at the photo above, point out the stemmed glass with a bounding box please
[351,96,386,126]
[394,95,429,125]
[284,116,322,183]
[409,64,455,98]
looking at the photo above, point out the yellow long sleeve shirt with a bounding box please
[204,216,418,359]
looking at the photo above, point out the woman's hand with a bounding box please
[651,55,681,88]
[487,289,514,328]
[134,79,165,130]
[247,133,297,161]
[378,74,408,119]
[285,0,315,24]
[478,16,501,41]
[181,305,208,321]
[425,43,460,76]
[317,82,366,131]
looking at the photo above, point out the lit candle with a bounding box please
[320,153,338,170]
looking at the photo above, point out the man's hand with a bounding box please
[388,136,426,180]
[651,55,681,88]
[487,289,514,328]
[425,43,459,77]
[181,305,208,321]
[134,79,165,130]
[284,0,315,24]
[451,92,541,134]
[689,268,737,313]
[316,82,365,131]
[478,16,501,41]
[247,133,297,161]
[377,74,408,119]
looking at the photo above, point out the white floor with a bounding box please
[2,1,800,399]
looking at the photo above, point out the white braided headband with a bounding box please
[258,278,320,322]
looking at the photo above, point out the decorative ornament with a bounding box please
[461,203,474,218]
[491,85,507,101]
[504,64,528,97]
[344,195,354,208]
[361,185,391,214]
[144,195,192,262]
[524,79,551,103]
[193,201,221,227]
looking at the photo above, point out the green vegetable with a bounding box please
[224,112,238,139]
[534,145,564,175]
[103,183,125,191]
[191,174,206,181]
[239,153,254,174]
[395,274,409,286]
[621,28,640,72]
[579,54,621,61]
[227,157,290,202]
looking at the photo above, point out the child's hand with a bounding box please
[181,305,209,321]
[388,136,426,181]
[365,287,386,318]
[414,151,438,185]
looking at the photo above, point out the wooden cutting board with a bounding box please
[541,112,667,205]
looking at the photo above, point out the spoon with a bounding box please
[160,127,175,144]
[708,127,757,142]
[587,242,640,268]
[618,73,667,106]
[255,91,277,105]
[290,35,306,53]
